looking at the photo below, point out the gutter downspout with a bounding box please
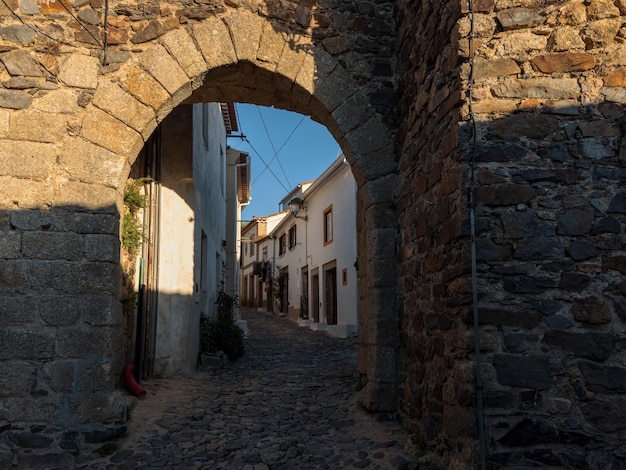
[468,1,487,468]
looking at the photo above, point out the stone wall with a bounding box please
[396,0,626,467]
[0,0,401,464]
[394,0,475,466]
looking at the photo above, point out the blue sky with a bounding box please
[228,104,341,219]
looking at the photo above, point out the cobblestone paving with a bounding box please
[80,310,414,469]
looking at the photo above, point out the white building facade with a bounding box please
[130,102,249,379]
[239,212,287,311]
[242,156,358,338]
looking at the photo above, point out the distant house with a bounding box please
[241,155,358,338]
[239,211,288,311]
[128,102,249,379]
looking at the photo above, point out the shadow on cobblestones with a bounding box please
[79,309,413,469]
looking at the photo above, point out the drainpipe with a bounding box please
[468,0,487,468]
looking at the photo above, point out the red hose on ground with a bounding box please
[124,364,147,398]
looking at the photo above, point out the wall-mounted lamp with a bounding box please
[288,197,307,221]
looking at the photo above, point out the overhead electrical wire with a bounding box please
[233,104,309,196]
[256,105,293,189]
[242,137,290,194]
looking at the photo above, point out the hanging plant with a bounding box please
[121,177,151,256]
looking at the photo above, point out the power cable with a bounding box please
[256,106,292,188]
[243,137,290,194]
[58,0,103,47]
[102,0,109,65]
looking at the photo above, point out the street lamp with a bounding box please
[288,197,307,221]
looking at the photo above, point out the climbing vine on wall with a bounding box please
[122,177,150,256]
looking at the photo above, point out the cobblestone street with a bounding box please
[81,310,413,469]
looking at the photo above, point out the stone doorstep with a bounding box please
[198,351,229,370]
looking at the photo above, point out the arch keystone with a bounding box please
[192,17,237,69]
[160,29,207,79]
[223,10,264,63]
[81,106,143,158]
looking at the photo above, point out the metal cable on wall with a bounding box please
[466,0,487,468]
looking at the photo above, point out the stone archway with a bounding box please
[0,5,399,433]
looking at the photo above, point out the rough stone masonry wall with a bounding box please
[395,0,474,466]
[0,0,400,465]
[468,0,626,468]
[398,0,626,468]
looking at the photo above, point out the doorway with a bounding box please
[311,268,320,323]
[324,262,337,325]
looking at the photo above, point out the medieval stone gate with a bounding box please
[1,0,625,468]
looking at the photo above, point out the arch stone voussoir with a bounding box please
[139,44,192,107]
[345,115,392,158]
[160,28,207,80]
[331,91,375,137]
[276,33,312,83]
[192,18,237,69]
[223,10,264,63]
[313,66,356,116]
[93,80,156,140]
[81,106,143,158]
[120,66,171,121]
[256,22,286,72]
[353,145,397,182]
[294,48,315,94]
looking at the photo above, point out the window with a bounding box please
[279,233,286,256]
[323,205,333,245]
[250,242,255,257]
[342,267,347,286]
[288,225,297,249]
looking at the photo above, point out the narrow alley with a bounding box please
[81,310,413,469]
